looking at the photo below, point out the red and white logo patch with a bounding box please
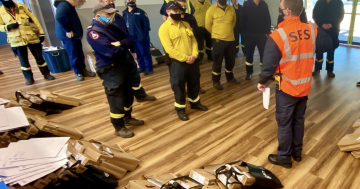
[89,31,99,40]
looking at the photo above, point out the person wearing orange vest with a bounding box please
[258,0,332,168]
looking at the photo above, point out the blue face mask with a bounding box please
[98,15,114,24]
[76,5,82,9]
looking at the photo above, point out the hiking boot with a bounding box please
[44,74,55,80]
[312,70,320,76]
[76,73,84,81]
[245,73,252,80]
[136,95,157,102]
[114,127,134,138]
[0,70,3,75]
[268,154,292,169]
[177,110,189,121]
[83,69,96,77]
[327,71,335,78]
[191,102,208,111]
[199,88,206,94]
[124,117,144,126]
[227,78,241,84]
[138,68,145,73]
[213,82,223,90]
[26,78,35,85]
[143,70,154,76]
[357,81,360,86]
[292,155,302,162]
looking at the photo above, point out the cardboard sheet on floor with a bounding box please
[338,133,360,151]
[351,151,360,158]
[189,169,217,186]
[126,180,160,189]
[144,173,177,187]
[353,119,360,130]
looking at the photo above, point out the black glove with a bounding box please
[39,36,45,43]
[7,23,19,31]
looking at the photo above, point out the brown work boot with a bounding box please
[83,69,96,77]
[124,117,144,126]
[114,127,134,138]
[136,95,157,102]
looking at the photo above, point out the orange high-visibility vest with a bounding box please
[271,17,318,97]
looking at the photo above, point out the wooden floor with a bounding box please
[1,45,360,189]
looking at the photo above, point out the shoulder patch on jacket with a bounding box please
[89,31,99,40]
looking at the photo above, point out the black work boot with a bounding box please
[268,154,292,169]
[44,74,55,80]
[227,78,241,84]
[245,73,252,80]
[206,50,213,61]
[136,95,157,102]
[312,70,320,76]
[213,82,223,90]
[327,71,335,78]
[138,68,145,73]
[0,70,3,75]
[198,52,204,64]
[199,88,206,94]
[357,81,360,86]
[292,154,302,162]
[143,70,154,76]
[83,69,96,77]
[177,110,189,121]
[124,117,144,126]
[26,78,35,85]
[114,126,134,138]
[191,102,208,111]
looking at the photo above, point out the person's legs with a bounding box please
[224,41,237,82]
[204,28,213,61]
[195,27,205,63]
[245,34,256,76]
[127,57,148,100]
[314,51,324,73]
[11,45,34,82]
[291,96,308,158]
[212,39,226,84]
[257,34,267,67]
[134,41,146,71]
[326,49,335,75]
[169,60,188,120]
[275,90,299,163]
[240,33,246,55]
[187,60,202,106]
[62,39,86,75]
[28,43,54,79]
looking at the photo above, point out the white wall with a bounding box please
[264,0,280,26]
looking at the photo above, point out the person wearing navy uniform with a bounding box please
[160,0,195,21]
[100,0,156,102]
[87,3,145,138]
[123,0,153,76]
[232,0,244,55]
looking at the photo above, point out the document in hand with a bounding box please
[263,88,270,110]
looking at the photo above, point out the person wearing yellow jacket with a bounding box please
[0,0,55,85]
[192,0,213,63]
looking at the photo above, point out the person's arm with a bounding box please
[190,2,195,15]
[331,1,345,28]
[55,3,72,33]
[143,11,151,32]
[312,1,324,27]
[241,3,247,34]
[264,3,271,35]
[86,31,124,58]
[205,8,213,34]
[315,27,333,54]
[232,8,236,30]
[190,25,198,58]
[159,26,189,62]
[258,36,282,84]
[0,13,7,32]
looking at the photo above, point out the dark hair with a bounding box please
[284,0,303,16]
[175,0,186,3]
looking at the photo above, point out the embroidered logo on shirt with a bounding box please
[89,31,99,40]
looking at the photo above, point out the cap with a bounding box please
[166,1,183,11]
[93,3,119,14]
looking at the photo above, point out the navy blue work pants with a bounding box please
[61,38,86,74]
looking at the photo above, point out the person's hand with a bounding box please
[39,36,45,43]
[132,53,137,59]
[186,55,196,64]
[7,22,19,31]
[111,41,121,47]
[66,31,74,38]
[308,21,318,28]
[257,83,266,92]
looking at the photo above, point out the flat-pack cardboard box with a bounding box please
[26,124,39,135]
[144,173,178,187]
[354,127,360,134]
[42,173,57,183]
[126,180,161,189]
[172,176,203,189]
[351,151,360,158]
[82,146,139,171]
[1,132,18,142]
[40,90,81,107]
[99,161,127,179]
[34,115,83,139]
[33,179,49,189]
[217,172,241,189]
[14,130,30,140]
[202,185,221,189]
[190,169,217,186]
[74,152,92,165]
[204,164,224,175]
[338,133,360,151]
[22,107,47,117]
[353,119,360,130]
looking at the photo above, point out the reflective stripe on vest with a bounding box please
[278,24,316,64]
[283,75,312,86]
[165,0,191,14]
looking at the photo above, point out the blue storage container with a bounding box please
[42,47,71,73]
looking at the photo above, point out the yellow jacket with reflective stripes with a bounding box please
[165,0,192,14]
[159,19,198,62]
[192,0,212,28]
[205,4,236,41]
[0,3,44,47]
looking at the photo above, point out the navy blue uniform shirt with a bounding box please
[122,7,151,42]
[86,19,134,67]
[55,1,83,40]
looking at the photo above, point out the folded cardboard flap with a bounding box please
[39,90,81,107]
[42,173,57,183]
[23,107,47,117]
[190,169,217,186]
[14,130,30,140]
[143,173,177,187]
[354,127,360,134]
[33,179,49,189]
[26,124,39,135]
[172,176,203,189]
[204,164,224,175]
[1,132,18,142]
[126,180,161,189]
[89,139,126,153]
[99,161,127,179]
[338,133,360,151]
[202,185,221,189]
[353,119,360,130]
[351,151,360,158]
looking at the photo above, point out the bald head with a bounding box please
[283,0,303,16]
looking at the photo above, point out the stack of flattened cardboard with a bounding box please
[338,119,360,158]
[66,139,140,179]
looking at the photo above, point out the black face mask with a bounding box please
[0,0,15,7]
[218,0,227,6]
[170,13,182,21]
[127,2,136,7]
[109,3,115,8]
[278,7,284,17]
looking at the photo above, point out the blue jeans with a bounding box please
[134,40,153,71]
[61,38,85,74]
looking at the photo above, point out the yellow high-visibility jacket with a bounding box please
[0,3,45,47]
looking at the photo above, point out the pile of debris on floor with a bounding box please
[338,119,360,158]
[123,161,284,189]
[0,91,140,189]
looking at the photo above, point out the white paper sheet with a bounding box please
[0,98,10,105]
[0,163,52,177]
[263,88,270,110]
[0,105,9,127]
[0,107,29,132]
